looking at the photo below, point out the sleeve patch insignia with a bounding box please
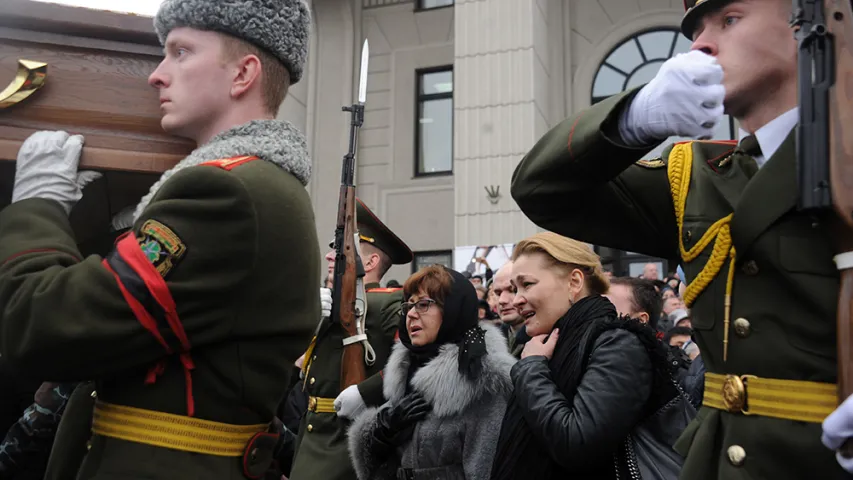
[136,220,186,278]
[635,158,666,169]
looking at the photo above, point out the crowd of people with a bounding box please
[292,232,701,480]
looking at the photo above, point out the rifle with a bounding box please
[792,0,853,454]
[330,39,372,392]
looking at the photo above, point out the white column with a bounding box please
[453,0,551,247]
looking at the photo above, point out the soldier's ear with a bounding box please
[363,252,381,273]
[636,312,650,325]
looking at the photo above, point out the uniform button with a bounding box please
[733,318,751,338]
[307,424,313,433]
[742,260,759,276]
[309,377,316,385]
[684,230,693,243]
[91,390,98,399]
[727,445,746,466]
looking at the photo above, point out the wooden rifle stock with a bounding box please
[825,0,853,457]
[828,0,853,228]
[336,188,367,390]
[827,0,853,399]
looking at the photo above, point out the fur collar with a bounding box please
[382,322,516,418]
[132,119,311,221]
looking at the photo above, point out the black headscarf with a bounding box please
[397,267,488,382]
[491,294,618,480]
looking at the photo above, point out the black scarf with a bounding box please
[491,294,618,480]
[397,268,488,386]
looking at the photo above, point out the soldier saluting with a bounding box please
[512,0,844,478]
[0,0,319,478]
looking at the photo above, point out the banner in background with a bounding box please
[453,244,515,279]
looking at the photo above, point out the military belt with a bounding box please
[703,372,836,423]
[91,401,268,456]
[308,396,337,414]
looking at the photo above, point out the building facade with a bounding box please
[279,0,737,283]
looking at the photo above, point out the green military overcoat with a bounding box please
[290,284,403,480]
[511,90,843,479]
[0,121,320,479]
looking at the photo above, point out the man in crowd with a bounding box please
[664,327,695,349]
[641,262,660,281]
[491,261,528,357]
[605,276,661,329]
[511,0,844,476]
[0,0,319,477]
[669,308,692,329]
[290,199,412,480]
[659,297,686,332]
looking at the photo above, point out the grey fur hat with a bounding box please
[154,0,311,83]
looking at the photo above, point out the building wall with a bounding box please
[452,0,546,248]
[567,0,684,113]
[450,0,685,251]
[305,0,456,284]
[299,0,691,284]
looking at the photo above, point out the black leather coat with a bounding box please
[511,327,693,480]
[511,329,652,477]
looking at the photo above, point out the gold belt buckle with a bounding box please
[722,374,757,414]
[308,397,317,412]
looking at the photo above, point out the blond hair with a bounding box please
[512,232,609,295]
[219,33,291,115]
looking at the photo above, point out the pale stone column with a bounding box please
[453,0,552,247]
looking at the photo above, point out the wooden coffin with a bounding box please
[0,0,193,254]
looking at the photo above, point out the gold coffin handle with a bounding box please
[0,59,47,110]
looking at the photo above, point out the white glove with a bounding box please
[823,394,853,472]
[320,287,332,318]
[334,384,366,419]
[12,131,102,215]
[619,50,725,145]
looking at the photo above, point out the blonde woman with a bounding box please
[491,233,690,480]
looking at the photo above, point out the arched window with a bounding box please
[591,28,734,158]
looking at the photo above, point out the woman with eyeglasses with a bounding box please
[348,265,515,480]
[491,232,692,480]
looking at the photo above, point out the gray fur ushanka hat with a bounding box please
[154,0,310,83]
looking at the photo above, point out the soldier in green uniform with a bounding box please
[510,0,844,478]
[0,0,319,478]
[290,198,412,480]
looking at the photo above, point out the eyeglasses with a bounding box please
[401,299,436,316]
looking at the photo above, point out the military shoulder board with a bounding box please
[635,157,666,169]
[200,155,259,171]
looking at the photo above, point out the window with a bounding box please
[591,28,735,159]
[412,250,453,274]
[594,245,669,280]
[418,0,453,10]
[416,67,453,176]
